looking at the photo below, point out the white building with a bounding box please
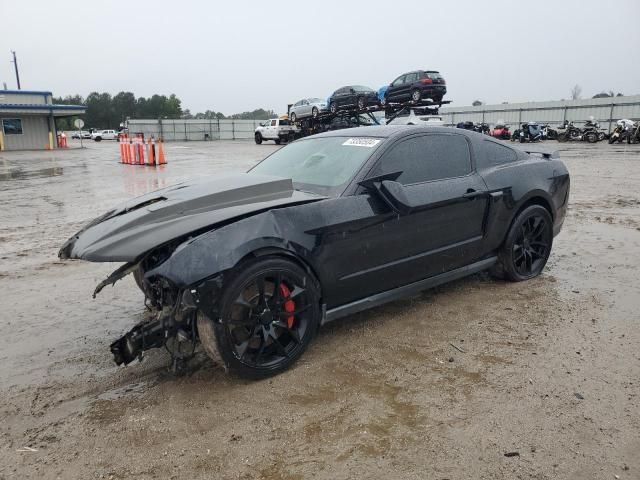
[0,90,86,151]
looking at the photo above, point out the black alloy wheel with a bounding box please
[312,107,318,118]
[254,132,263,145]
[357,97,365,110]
[585,131,597,143]
[492,205,553,281]
[411,89,421,102]
[330,102,337,114]
[290,112,296,122]
[198,257,320,379]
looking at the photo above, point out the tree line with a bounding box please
[54,91,277,130]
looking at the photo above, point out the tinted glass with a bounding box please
[482,141,518,165]
[373,134,471,184]
[405,73,418,82]
[353,85,373,92]
[250,136,382,195]
[392,75,405,86]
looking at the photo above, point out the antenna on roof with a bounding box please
[10,50,21,90]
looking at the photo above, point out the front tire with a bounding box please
[357,97,365,110]
[289,112,296,123]
[275,138,281,145]
[254,132,263,144]
[311,107,318,118]
[493,205,553,282]
[329,102,337,114]
[198,257,321,379]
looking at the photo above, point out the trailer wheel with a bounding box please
[254,132,263,145]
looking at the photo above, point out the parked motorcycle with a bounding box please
[474,122,490,135]
[628,121,640,144]
[511,122,542,143]
[491,123,511,140]
[557,120,583,142]
[541,124,558,140]
[609,119,636,144]
[581,120,602,143]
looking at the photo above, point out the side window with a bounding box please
[405,73,417,83]
[391,75,405,87]
[372,134,471,185]
[482,141,518,165]
[270,120,277,127]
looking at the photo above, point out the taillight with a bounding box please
[420,78,433,85]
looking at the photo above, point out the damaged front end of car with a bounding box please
[58,172,326,371]
[94,254,225,371]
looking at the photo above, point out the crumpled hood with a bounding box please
[59,173,325,262]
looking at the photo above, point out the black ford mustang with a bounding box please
[60,126,570,378]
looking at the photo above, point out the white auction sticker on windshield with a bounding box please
[342,138,381,147]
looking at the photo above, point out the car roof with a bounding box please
[310,125,481,141]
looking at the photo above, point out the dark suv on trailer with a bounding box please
[383,70,446,105]
[328,85,379,114]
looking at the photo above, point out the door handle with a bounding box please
[463,189,485,200]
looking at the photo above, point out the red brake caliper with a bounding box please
[279,283,295,329]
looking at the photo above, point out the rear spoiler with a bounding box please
[523,148,559,159]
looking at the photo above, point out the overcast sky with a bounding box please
[1,0,639,115]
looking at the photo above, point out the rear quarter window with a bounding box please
[481,140,518,166]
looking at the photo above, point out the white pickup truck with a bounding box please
[254,119,299,145]
[91,129,118,141]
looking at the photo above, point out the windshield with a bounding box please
[249,136,382,196]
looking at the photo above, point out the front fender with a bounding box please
[147,208,316,288]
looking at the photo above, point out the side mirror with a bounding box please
[379,180,412,215]
[358,172,411,215]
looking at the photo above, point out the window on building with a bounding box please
[2,118,23,135]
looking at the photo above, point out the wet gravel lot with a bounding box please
[1,138,639,479]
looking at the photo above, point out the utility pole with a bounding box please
[10,50,21,90]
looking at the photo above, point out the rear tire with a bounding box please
[585,131,597,143]
[254,132,263,145]
[492,205,553,282]
[275,138,281,145]
[311,107,318,118]
[197,256,321,379]
[289,112,296,123]
[411,89,421,103]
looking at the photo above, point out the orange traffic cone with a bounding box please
[129,139,135,164]
[147,138,155,166]
[157,139,166,165]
